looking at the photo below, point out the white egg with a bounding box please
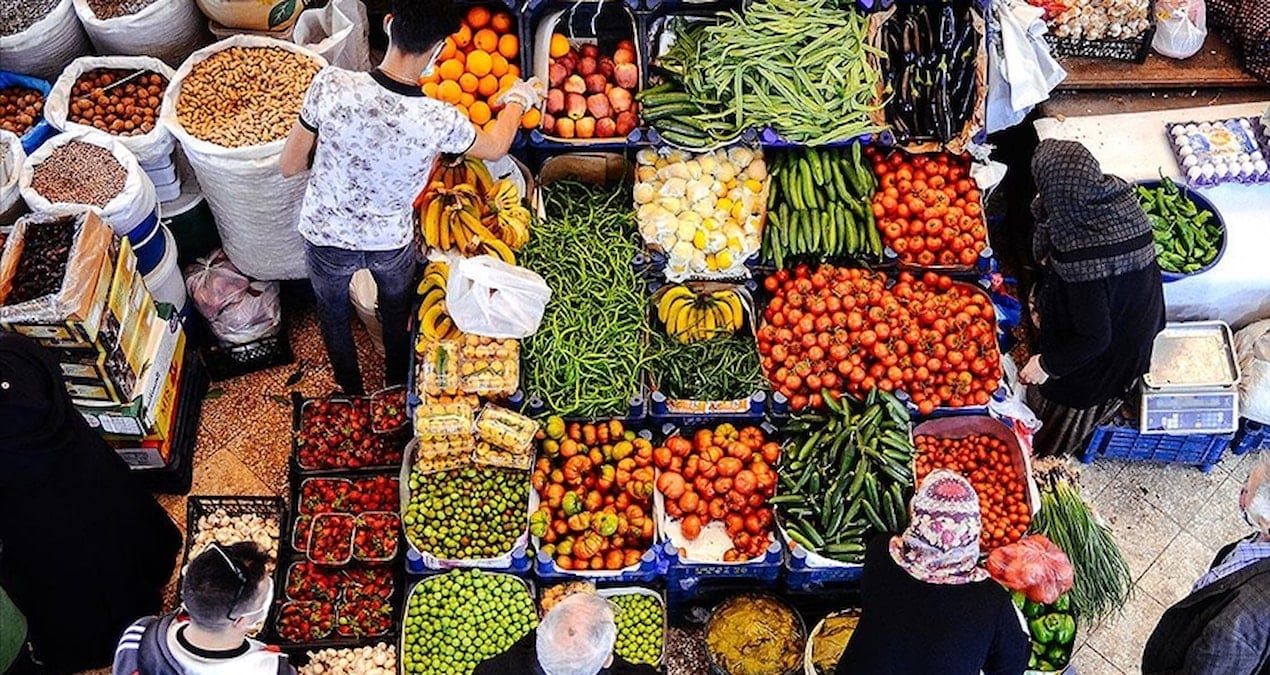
[1241,161,1255,176]
[1185,123,1199,133]
[1253,151,1263,162]
[1199,121,1212,131]
[1183,155,1198,168]
[1180,145,1194,156]
[1201,165,1216,180]
[1171,125,1186,137]
[1256,160,1268,174]
[1188,166,1204,181]
[1215,162,1230,177]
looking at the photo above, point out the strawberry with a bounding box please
[276,600,335,642]
[371,388,408,434]
[285,562,341,602]
[335,598,393,637]
[342,568,394,601]
[297,398,390,470]
[292,515,313,552]
[308,513,355,565]
[353,512,400,562]
[348,475,399,513]
[299,477,351,515]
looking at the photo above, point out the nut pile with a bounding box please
[30,141,126,207]
[300,643,396,675]
[190,507,282,565]
[84,0,159,19]
[0,87,45,137]
[68,69,167,137]
[175,47,321,147]
[6,218,75,306]
[665,626,709,675]
[1050,0,1151,40]
[0,0,59,36]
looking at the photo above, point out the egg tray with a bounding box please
[1166,118,1270,187]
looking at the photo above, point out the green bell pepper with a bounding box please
[1052,594,1070,613]
[1046,644,1069,665]
[1053,613,1076,646]
[1029,617,1054,644]
[1023,599,1044,619]
[1038,660,1057,672]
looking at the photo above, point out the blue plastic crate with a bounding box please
[531,547,667,584]
[660,539,784,592]
[1081,418,1233,472]
[405,546,534,576]
[1232,419,1270,455]
[757,128,892,149]
[784,545,863,592]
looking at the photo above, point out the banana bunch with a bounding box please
[656,286,746,343]
[416,158,518,264]
[416,260,462,345]
[487,179,531,250]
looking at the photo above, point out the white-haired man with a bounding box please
[474,593,657,675]
[1143,457,1270,674]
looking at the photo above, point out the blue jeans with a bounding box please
[304,242,415,395]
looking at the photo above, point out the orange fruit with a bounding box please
[490,52,509,78]
[466,50,493,77]
[465,6,490,29]
[473,28,498,53]
[422,81,439,98]
[437,58,464,81]
[498,73,517,92]
[520,107,541,129]
[469,100,492,125]
[477,74,500,97]
[497,34,518,59]
[491,12,513,34]
[459,92,476,108]
[549,33,570,58]
[507,64,520,78]
[454,24,472,48]
[439,37,457,60]
[419,71,440,85]
[436,79,462,103]
[456,103,470,119]
[458,72,479,93]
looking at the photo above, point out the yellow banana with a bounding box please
[466,159,495,195]
[482,237,516,264]
[657,286,695,323]
[420,303,446,339]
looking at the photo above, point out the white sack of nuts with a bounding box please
[0,0,91,81]
[0,130,26,224]
[18,128,157,234]
[71,0,207,68]
[45,55,177,165]
[190,507,282,563]
[161,36,326,281]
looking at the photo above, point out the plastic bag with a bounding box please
[196,0,305,31]
[987,534,1075,604]
[1152,0,1207,59]
[185,249,281,345]
[445,255,551,339]
[0,0,90,81]
[350,269,385,356]
[292,0,371,72]
[0,131,26,225]
[986,0,1067,134]
[0,71,57,155]
[1235,319,1270,424]
[71,0,207,68]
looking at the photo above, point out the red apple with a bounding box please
[575,116,596,139]
[617,39,635,52]
[546,89,564,114]
[614,47,635,65]
[615,111,638,136]
[542,113,556,133]
[558,55,576,73]
[578,56,598,76]
[608,87,632,113]
[585,74,608,94]
[586,93,612,119]
[555,117,575,138]
[563,75,586,94]
[596,117,617,138]
[613,63,638,89]
[580,43,600,59]
[565,93,587,120]
[599,57,615,78]
[548,62,569,88]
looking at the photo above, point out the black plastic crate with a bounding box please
[1044,27,1156,64]
[266,554,406,658]
[183,495,289,569]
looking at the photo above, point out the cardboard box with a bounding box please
[0,212,119,348]
[76,305,185,437]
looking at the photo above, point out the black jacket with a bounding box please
[836,536,1029,675]
[473,630,658,675]
[1142,539,1270,674]
[1036,263,1165,409]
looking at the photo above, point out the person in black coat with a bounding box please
[0,333,181,673]
[1142,458,1270,673]
[1019,139,1166,456]
[836,470,1029,675]
[474,592,657,675]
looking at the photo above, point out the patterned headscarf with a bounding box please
[1031,139,1156,283]
[890,470,989,585]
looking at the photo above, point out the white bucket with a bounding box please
[144,225,187,309]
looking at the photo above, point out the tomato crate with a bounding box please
[661,541,783,605]
[1082,416,1234,472]
[1232,419,1270,455]
[532,547,667,584]
[267,555,404,657]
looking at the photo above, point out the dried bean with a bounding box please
[0,0,59,36]
[84,0,158,20]
[7,217,75,305]
[68,69,167,137]
[665,626,709,675]
[176,47,321,148]
[30,141,127,207]
[0,87,45,137]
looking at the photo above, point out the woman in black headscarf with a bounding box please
[1021,139,1165,456]
[0,332,181,673]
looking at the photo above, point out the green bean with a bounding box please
[647,332,764,401]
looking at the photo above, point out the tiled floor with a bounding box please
[78,304,1261,674]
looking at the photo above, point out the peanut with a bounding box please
[175,46,321,148]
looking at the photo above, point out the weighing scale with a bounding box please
[1140,321,1241,434]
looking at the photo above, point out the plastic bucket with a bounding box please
[159,189,219,268]
[132,213,167,275]
[144,225,186,309]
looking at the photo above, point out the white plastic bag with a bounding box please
[292,0,371,72]
[44,56,178,166]
[19,128,158,236]
[1152,0,1207,60]
[160,36,327,280]
[986,0,1066,134]
[350,269,385,356]
[185,249,282,345]
[0,131,26,225]
[1235,319,1270,424]
[0,0,91,81]
[71,0,208,68]
[446,256,552,339]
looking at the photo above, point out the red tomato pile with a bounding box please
[757,265,1002,413]
[868,148,988,267]
[914,433,1031,550]
[652,423,780,562]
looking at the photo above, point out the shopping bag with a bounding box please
[986,0,1066,134]
[446,255,552,339]
[1152,0,1207,59]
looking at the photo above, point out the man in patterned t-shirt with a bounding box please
[280,0,542,394]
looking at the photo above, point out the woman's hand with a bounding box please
[1019,354,1050,385]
